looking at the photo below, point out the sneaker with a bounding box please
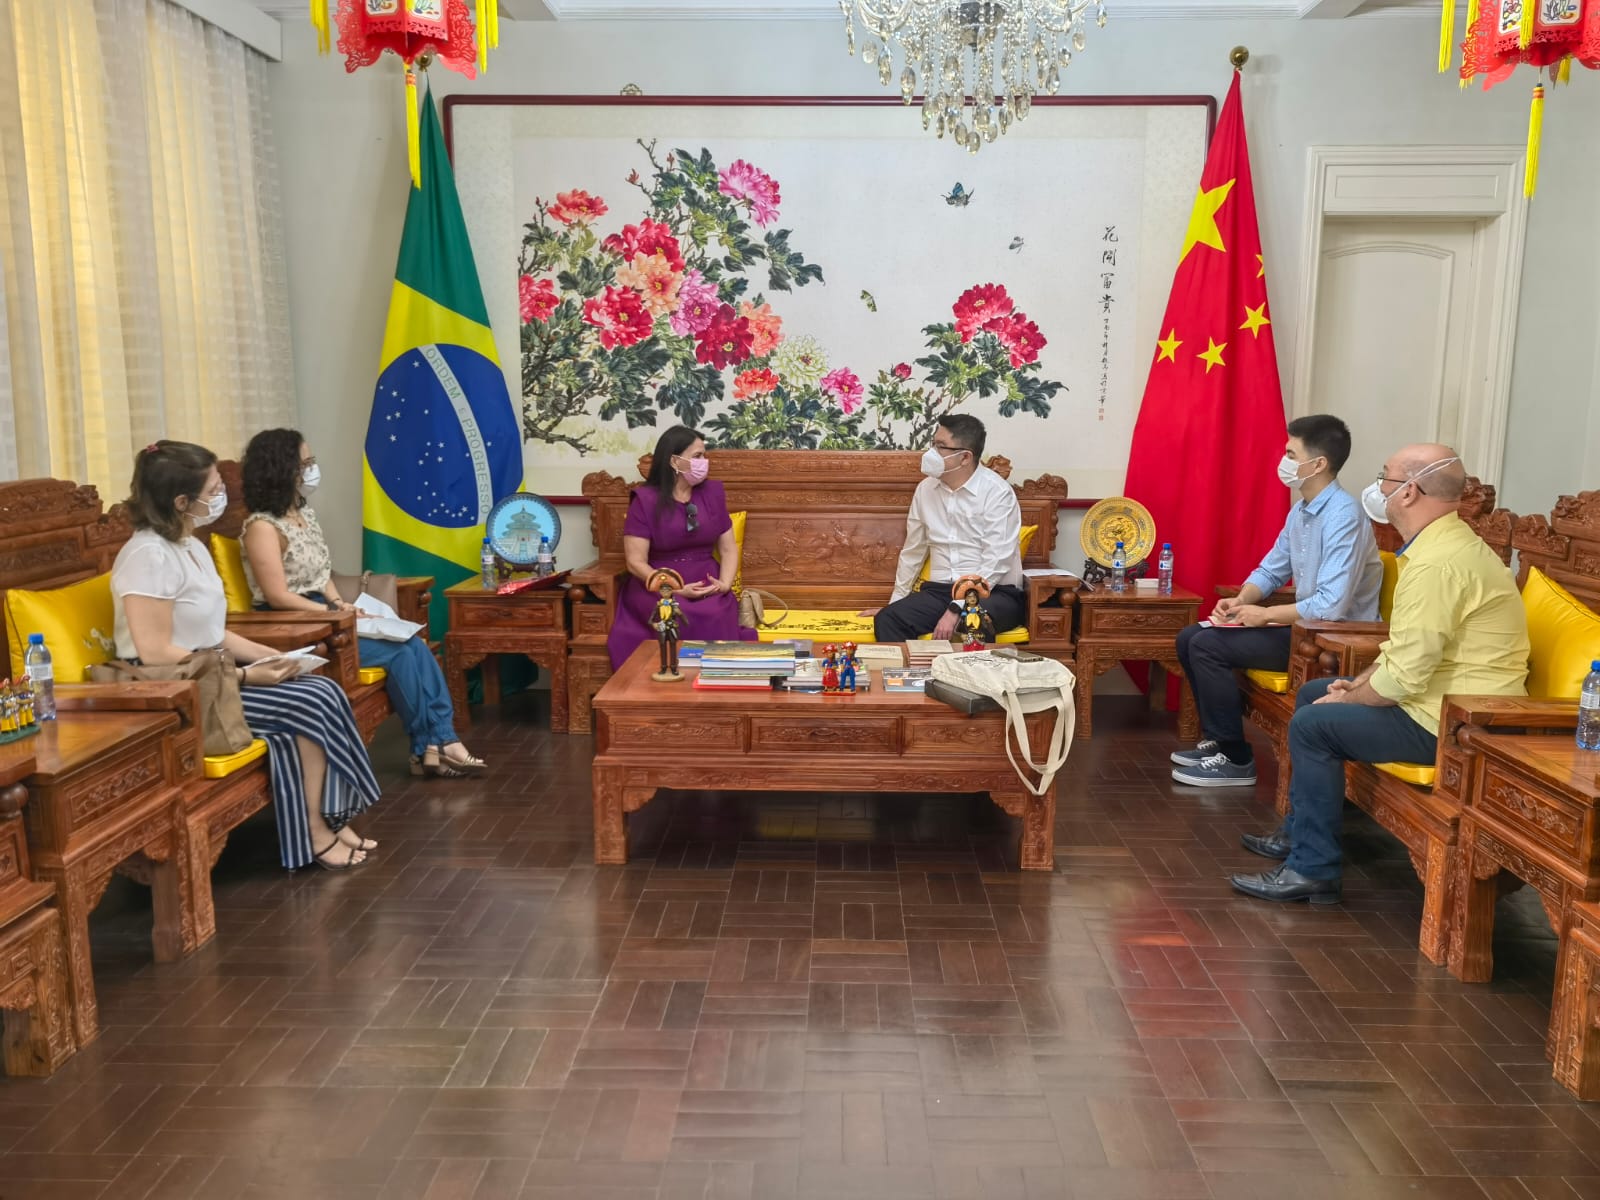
[1170,739,1220,767]
[1171,752,1258,788]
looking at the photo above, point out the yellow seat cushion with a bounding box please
[1378,550,1402,621]
[1375,761,1436,787]
[209,534,255,615]
[203,738,268,779]
[713,510,746,596]
[1521,566,1600,699]
[919,524,1038,583]
[1245,669,1289,693]
[358,667,388,685]
[4,573,117,683]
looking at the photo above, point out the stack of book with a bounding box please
[906,640,957,668]
[692,642,796,690]
[852,643,904,667]
[881,666,933,693]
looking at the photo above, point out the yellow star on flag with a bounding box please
[1256,253,1265,279]
[1198,338,1227,373]
[1156,329,1182,363]
[1240,304,1271,338]
[1180,179,1235,263]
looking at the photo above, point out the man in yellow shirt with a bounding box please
[1232,444,1530,904]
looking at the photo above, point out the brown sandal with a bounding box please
[313,840,367,871]
[411,747,487,779]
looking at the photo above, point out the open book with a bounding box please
[248,645,329,676]
[354,593,425,644]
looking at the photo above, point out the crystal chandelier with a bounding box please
[841,1,1108,153]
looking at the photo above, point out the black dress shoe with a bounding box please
[1240,824,1290,861]
[1230,864,1341,905]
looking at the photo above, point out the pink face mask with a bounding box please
[676,456,710,485]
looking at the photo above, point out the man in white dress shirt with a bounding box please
[870,414,1027,643]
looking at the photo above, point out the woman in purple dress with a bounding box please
[606,425,754,670]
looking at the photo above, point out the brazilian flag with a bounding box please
[363,88,521,639]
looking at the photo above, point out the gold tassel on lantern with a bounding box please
[476,0,499,73]
[1438,0,1456,73]
[405,65,422,190]
[311,0,330,55]
[1519,0,1535,48]
[1556,55,1573,84]
[1524,82,1544,199]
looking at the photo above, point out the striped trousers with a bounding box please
[238,675,381,870]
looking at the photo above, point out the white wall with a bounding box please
[268,14,1600,572]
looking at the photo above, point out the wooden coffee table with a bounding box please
[591,645,1062,870]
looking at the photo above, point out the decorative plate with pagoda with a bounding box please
[486,492,561,569]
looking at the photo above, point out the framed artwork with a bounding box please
[446,94,1213,499]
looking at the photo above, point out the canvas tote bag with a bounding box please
[90,647,254,757]
[930,650,1076,796]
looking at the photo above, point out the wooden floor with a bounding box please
[1,693,1594,1200]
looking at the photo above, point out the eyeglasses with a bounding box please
[1374,471,1425,497]
[684,501,698,534]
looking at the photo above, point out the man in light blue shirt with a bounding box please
[1171,414,1383,788]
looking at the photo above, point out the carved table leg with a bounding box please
[148,850,187,965]
[1550,906,1600,1101]
[49,866,102,1047]
[546,648,570,734]
[998,787,1056,872]
[184,814,218,953]
[482,656,502,706]
[1174,670,1199,744]
[445,636,472,731]
[1,909,76,1077]
[1415,834,1456,967]
[1448,822,1499,984]
[593,765,628,866]
[1073,656,1095,741]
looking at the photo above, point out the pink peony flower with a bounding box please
[738,301,783,357]
[732,367,780,400]
[547,189,607,225]
[892,362,913,380]
[582,285,653,350]
[694,304,754,370]
[616,253,683,317]
[717,159,782,227]
[820,367,863,415]
[669,270,720,337]
[519,275,559,324]
[984,313,1046,368]
[603,218,684,272]
[953,283,1015,342]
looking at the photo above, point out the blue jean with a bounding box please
[359,635,458,756]
[1285,677,1438,881]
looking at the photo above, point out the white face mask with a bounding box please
[1359,480,1393,524]
[1277,455,1304,488]
[191,489,228,528]
[921,446,964,479]
[301,464,321,495]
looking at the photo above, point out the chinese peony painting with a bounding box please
[450,99,1210,498]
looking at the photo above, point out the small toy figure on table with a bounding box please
[953,575,996,651]
[820,644,841,693]
[836,641,859,694]
[647,569,688,682]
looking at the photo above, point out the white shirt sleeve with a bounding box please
[970,478,1023,586]
[889,483,931,603]
[111,537,182,601]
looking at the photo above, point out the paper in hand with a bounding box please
[249,646,330,676]
[354,593,424,643]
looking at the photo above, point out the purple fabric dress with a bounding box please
[606,478,755,670]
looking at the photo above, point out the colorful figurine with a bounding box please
[18,678,35,728]
[820,644,841,693]
[647,569,688,682]
[0,684,16,736]
[837,641,859,694]
[953,575,996,650]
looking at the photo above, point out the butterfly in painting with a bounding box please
[860,290,878,312]
[943,183,974,207]
[1009,237,1025,253]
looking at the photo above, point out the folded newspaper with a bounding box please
[354,592,425,643]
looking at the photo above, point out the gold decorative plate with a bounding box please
[1080,496,1157,568]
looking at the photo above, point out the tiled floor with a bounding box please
[1,692,1594,1200]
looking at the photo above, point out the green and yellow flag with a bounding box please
[362,88,521,637]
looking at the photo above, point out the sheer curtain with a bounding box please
[0,0,294,499]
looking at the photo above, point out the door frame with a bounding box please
[1292,146,1529,486]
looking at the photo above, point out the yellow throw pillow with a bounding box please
[1378,550,1402,621]
[1521,566,1600,699]
[712,510,747,596]
[919,524,1038,583]
[210,534,255,615]
[4,573,117,683]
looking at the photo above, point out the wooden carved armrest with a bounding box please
[569,561,629,607]
[1023,570,1079,642]
[1296,619,1390,637]
[1303,628,1385,679]
[396,576,433,628]
[1444,695,1580,745]
[228,610,358,690]
[1215,583,1295,605]
[54,680,201,731]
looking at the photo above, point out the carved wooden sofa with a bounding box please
[566,450,1077,733]
[1241,477,1514,816]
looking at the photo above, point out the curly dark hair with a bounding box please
[127,440,218,542]
[241,428,307,517]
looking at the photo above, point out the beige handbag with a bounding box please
[737,588,789,631]
[90,647,254,757]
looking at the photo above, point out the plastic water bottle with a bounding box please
[1579,661,1600,752]
[24,634,55,721]
[1110,541,1127,593]
[536,536,554,579]
[1158,543,1174,595]
[480,538,497,589]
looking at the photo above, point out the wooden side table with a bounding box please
[444,578,570,732]
[1073,585,1200,741]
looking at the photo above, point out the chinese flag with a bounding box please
[1124,70,1287,610]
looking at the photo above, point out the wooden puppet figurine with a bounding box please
[953,575,995,650]
[648,569,688,682]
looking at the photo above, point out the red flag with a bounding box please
[1124,70,1288,607]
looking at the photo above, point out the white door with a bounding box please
[1303,218,1485,478]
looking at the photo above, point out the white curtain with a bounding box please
[0,0,294,500]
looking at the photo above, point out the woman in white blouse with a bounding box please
[111,441,381,871]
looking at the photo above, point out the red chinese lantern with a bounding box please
[1440,0,1599,197]
[311,0,500,187]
